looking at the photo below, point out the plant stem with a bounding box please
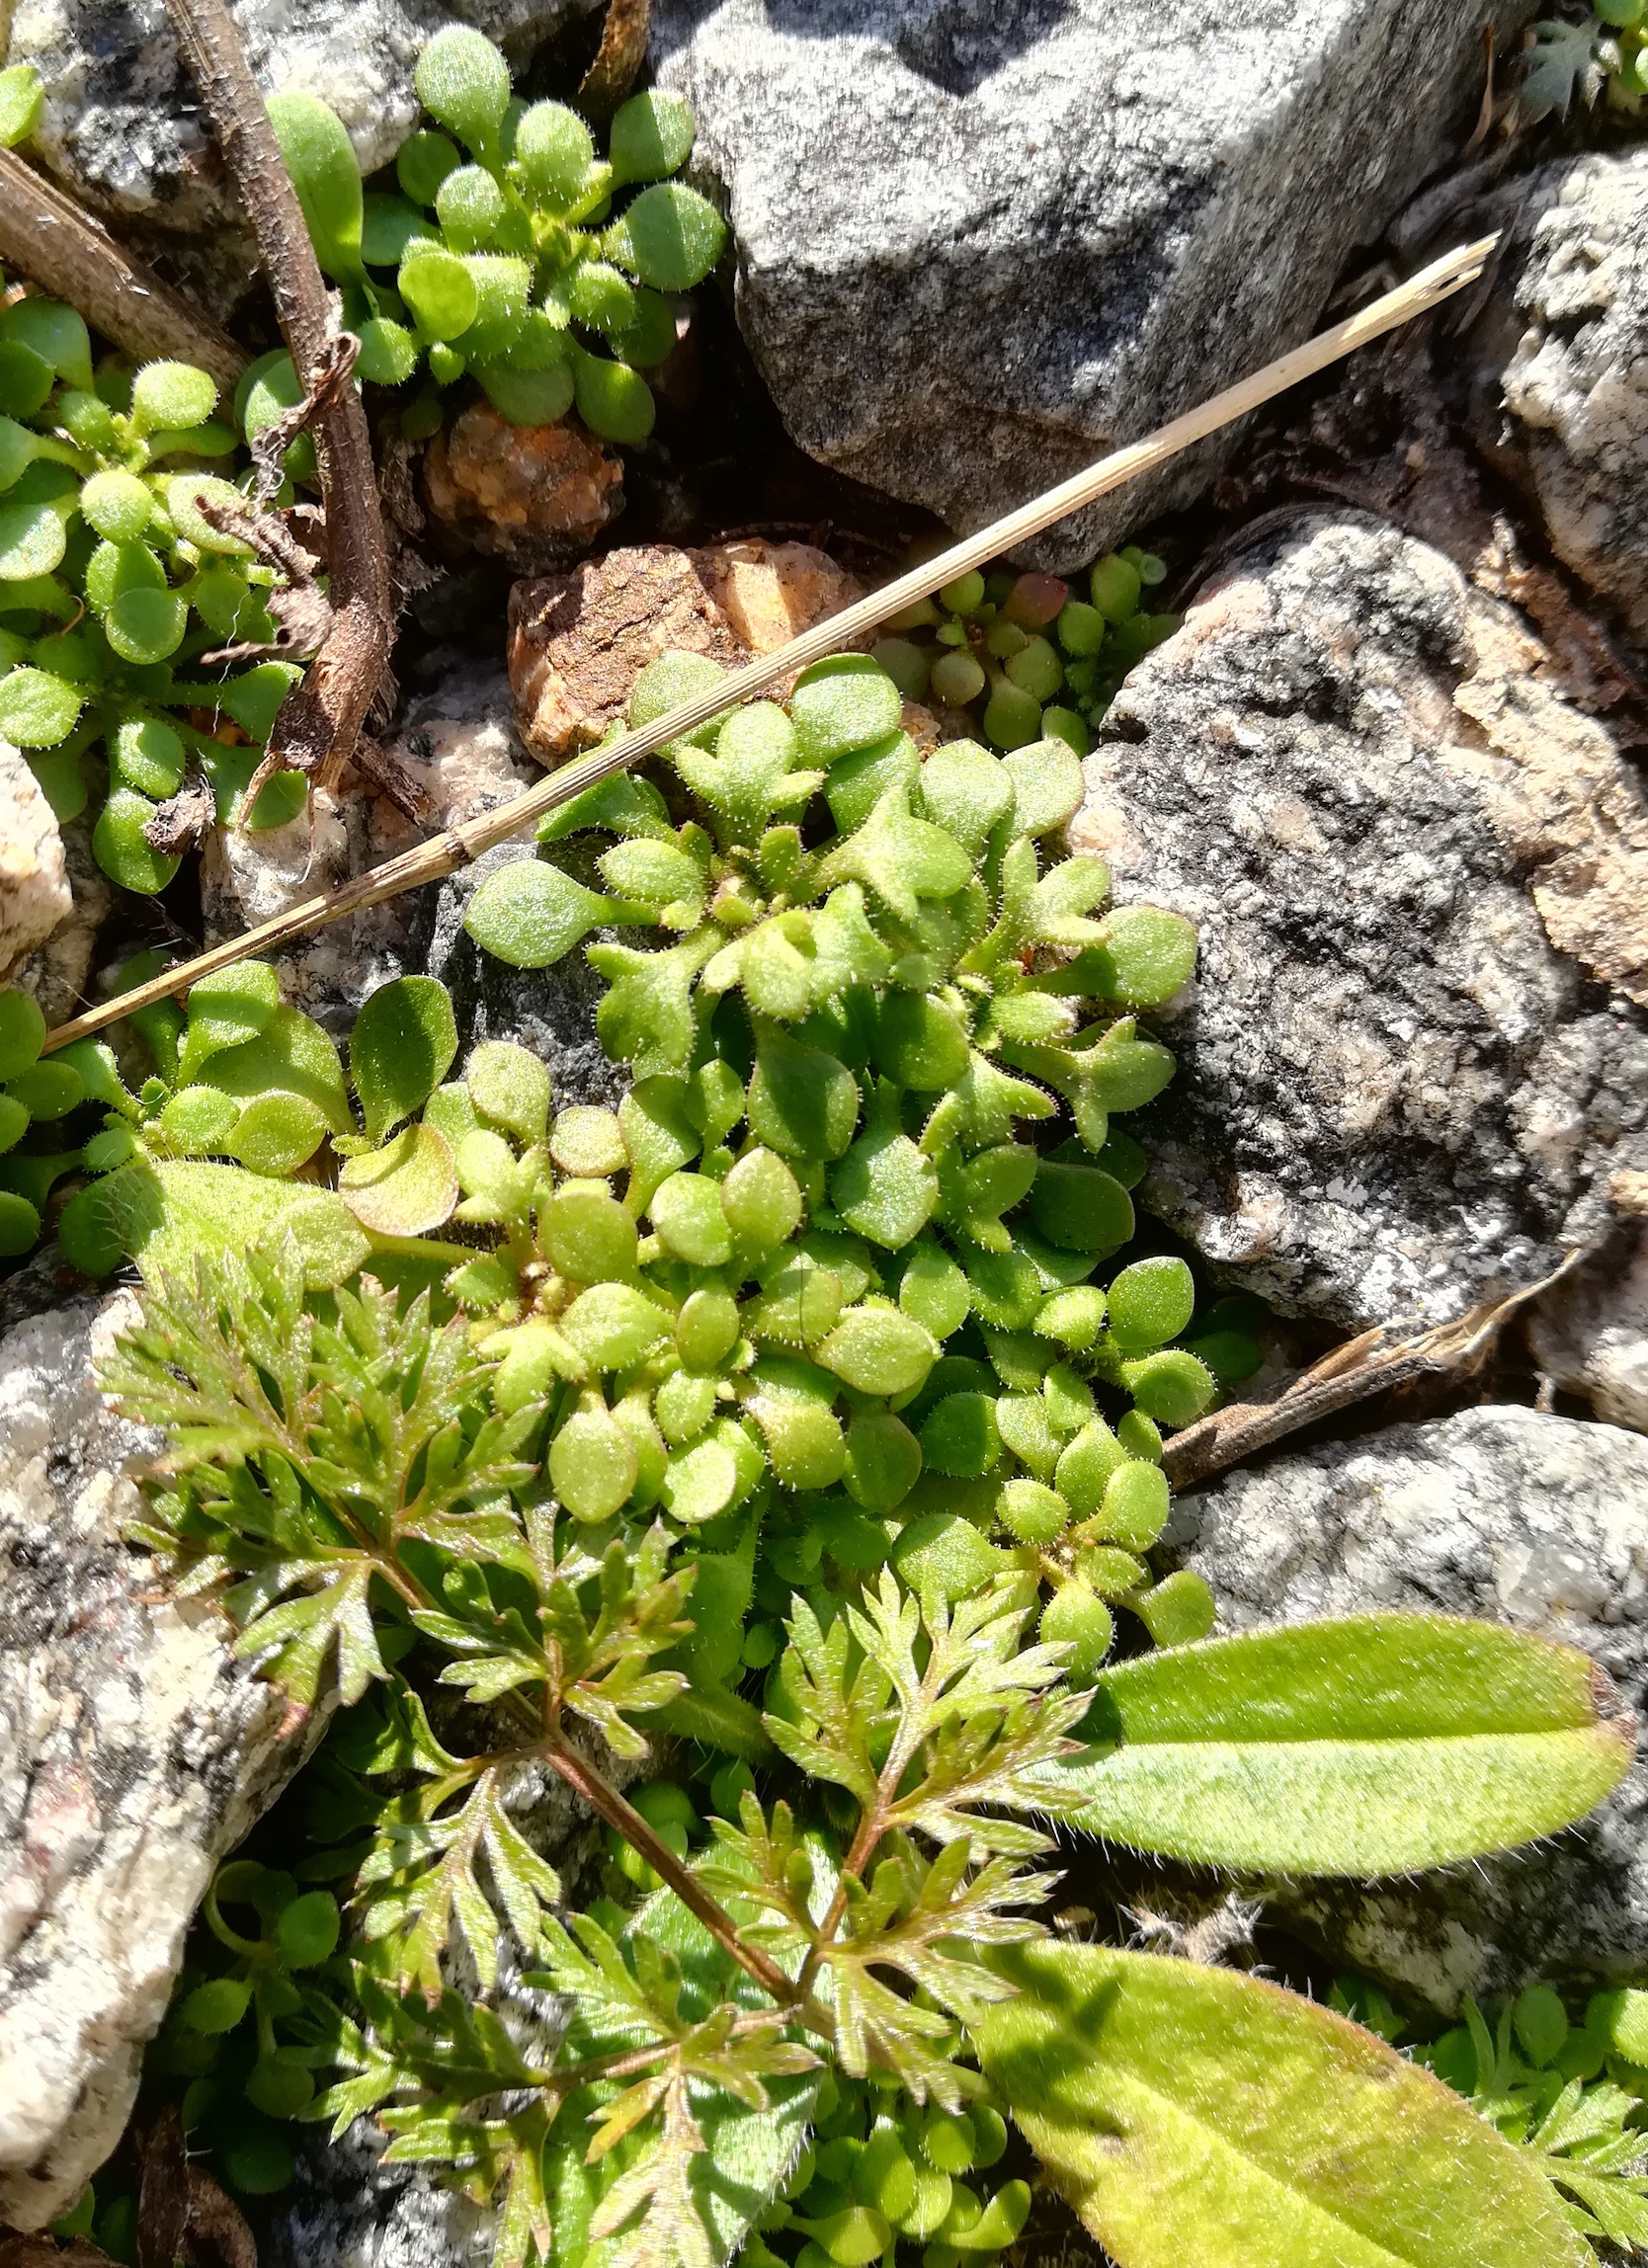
[0,148,248,384]
[538,1718,835,2035]
[161,0,392,810]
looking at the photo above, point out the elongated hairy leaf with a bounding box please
[1041,1614,1633,1873]
[977,1942,1591,2268]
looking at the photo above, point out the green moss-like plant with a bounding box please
[264,28,725,446]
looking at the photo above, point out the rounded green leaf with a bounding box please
[229,1091,330,1177]
[1027,1161,1132,1255]
[572,347,655,446]
[0,989,46,1082]
[872,992,970,1091]
[276,1888,340,1968]
[463,857,614,968]
[790,655,904,765]
[79,468,153,541]
[898,1242,971,1340]
[889,1510,1011,1606]
[842,1409,923,1513]
[165,472,256,554]
[4,1059,81,1119]
[105,585,187,664]
[111,716,186,800]
[397,127,462,206]
[158,1085,241,1156]
[0,501,66,583]
[747,1030,860,1162]
[1107,1256,1195,1353]
[512,100,593,205]
[998,1477,1069,1545]
[1040,1582,1113,1681]
[0,62,43,148]
[1118,1347,1214,1427]
[1046,1613,1637,1875]
[92,788,180,895]
[475,354,575,427]
[651,1169,732,1266]
[415,25,512,154]
[612,181,726,292]
[1094,1459,1170,1551]
[609,89,695,184]
[817,1306,936,1397]
[720,1146,803,1247]
[399,246,480,342]
[549,1103,627,1178]
[0,1187,40,1254]
[540,1180,638,1282]
[466,1038,550,1143]
[550,1403,640,1520]
[676,1283,741,1373]
[130,360,217,434]
[182,1977,251,2035]
[340,1121,458,1235]
[562,1281,671,1371]
[977,1942,1594,2268]
[1,297,91,388]
[349,976,458,1142]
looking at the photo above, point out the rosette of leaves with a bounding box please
[264,27,725,445]
[868,551,1179,755]
[459,649,1217,1658]
[104,1233,1636,2268]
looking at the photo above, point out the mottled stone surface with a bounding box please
[1169,1404,1648,2011]
[0,741,70,987]
[651,0,1533,568]
[1528,1215,1648,1435]
[424,405,625,572]
[1075,509,1648,1329]
[1501,148,1648,648]
[12,0,601,233]
[0,1297,325,2229]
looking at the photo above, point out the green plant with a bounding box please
[146,1859,345,2196]
[106,1238,1632,2268]
[869,551,1179,755]
[92,645,1640,2268]
[1523,3,1648,117]
[0,109,302,893]
[263,28,726,446]
[0,984,88,1253]
[1335,1975,1648,2249]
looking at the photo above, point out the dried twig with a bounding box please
[1161,1252,1586,1492]
[40,234,1498,1055]
[162,0,393,828]
[0,146,246,386]
[580,0,652,117]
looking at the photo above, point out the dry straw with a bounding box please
[40,233,1498,1055]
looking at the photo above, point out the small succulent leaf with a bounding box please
[1042,1616,1635,1873]
[976,1941,1591,2268]
[351,977,460,1143]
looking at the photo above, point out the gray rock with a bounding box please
[1170,1404,1648,2012]
[15,0,601,234]
[0,1293,327,2229]
[1501,148,1648,649]
[1073,508,1648,1330]
[1528,1215,1648,1435]
[0,741,69,987]
[650,0,1532,569]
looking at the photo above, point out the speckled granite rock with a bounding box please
[1170,1403,1648,2012]
[1528,1214,1648,1435]
[0,742,70,986]
[11,0,600,233]
[651,0,1534,568]
[1501,148,1648,648]
[0,1295,327,2229]
[1075,508,1648,1329]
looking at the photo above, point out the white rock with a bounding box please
[0,740,71,985]
[0,1295,327,2228]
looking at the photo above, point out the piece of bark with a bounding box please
[508,538,865,762]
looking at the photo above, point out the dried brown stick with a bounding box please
[580,0,652,116]
[0,145,247,385]
[40,233,1498,1056]
[162,0,392,815]
[1161,1251,1584,1492]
